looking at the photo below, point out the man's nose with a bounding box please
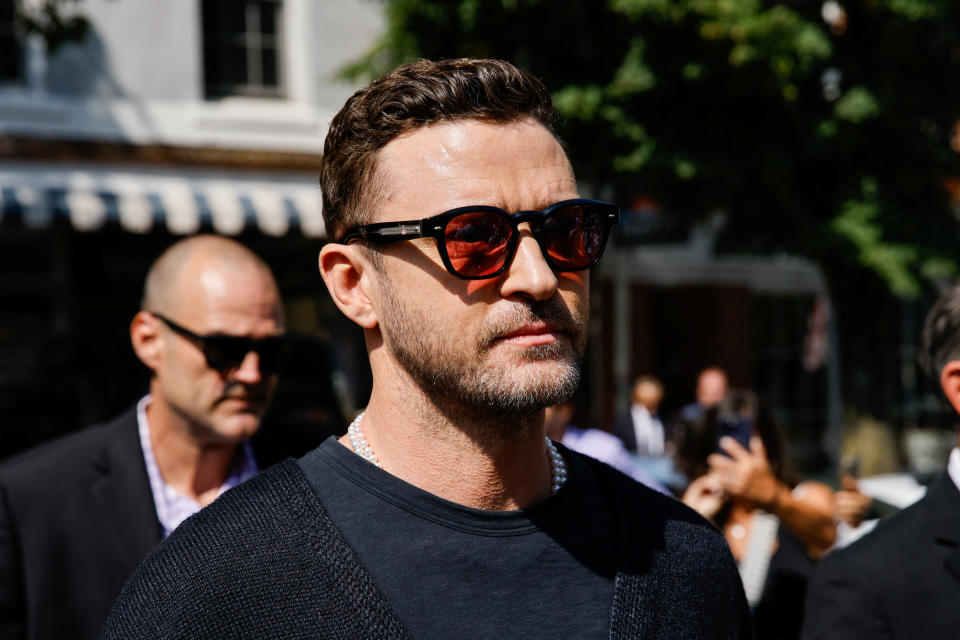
[230,351,264,384]
[498,227,558,301]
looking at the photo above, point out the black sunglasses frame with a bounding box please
[150,312,288,374]
[339,198,621,280]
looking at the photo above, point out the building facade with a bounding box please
[0,0,383,456]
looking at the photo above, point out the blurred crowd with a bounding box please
[555,342,960,639]
[552,362,913,637]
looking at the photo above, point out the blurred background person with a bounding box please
[830,458,878,548]
[679,390,835,640]
[679,366,729,422]
[546,400,668,494]
[0,235,310,640]
[613,375,667,456]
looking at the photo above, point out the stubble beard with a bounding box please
[378,280,586,440]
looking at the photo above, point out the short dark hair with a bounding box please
[320,58,559,240]
[919,282,960,385]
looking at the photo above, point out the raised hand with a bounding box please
[707,435,781,510]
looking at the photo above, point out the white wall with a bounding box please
[45,0,202,101]
[0,0,386,152]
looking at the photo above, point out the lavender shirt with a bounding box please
[562,426,670,495]
[136,395,258,537]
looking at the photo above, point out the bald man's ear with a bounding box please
[130,311,164,373]
[939,361,960,415]
[318,244,379,329]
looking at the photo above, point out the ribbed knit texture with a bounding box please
[100,460,407,639]
[101,457,752,639]
[594,456,753,640]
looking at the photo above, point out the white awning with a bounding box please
[0,162,326,237]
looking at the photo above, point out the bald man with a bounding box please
[0,235,293,640]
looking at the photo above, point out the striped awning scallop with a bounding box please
[0,162,326,237]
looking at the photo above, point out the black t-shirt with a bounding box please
[299,437,620,640]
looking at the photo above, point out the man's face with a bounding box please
[367,118,589,427]
[153,263,282,445]
[697,370,728,407]
[635,383,663,413]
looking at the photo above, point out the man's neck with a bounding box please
[145,398,239,506]
[341,386,555,511]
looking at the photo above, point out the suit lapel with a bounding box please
[925,470,960,587]
[89,408,162,572]
[615,414,637,452]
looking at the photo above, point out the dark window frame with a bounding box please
[0,0,22,84]
[201,0,284,100]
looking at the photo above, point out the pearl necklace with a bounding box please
[346,411,568,494]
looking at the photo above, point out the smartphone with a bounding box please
[715,415,753,454]
[839,455,860,480]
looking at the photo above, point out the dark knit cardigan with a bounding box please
[101,456,751,639]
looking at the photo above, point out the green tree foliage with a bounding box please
[348,0,960,297]
[15,0,91,54]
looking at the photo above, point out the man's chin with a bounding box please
[468,358,580,414]
[205,413,263,444]
[492,341,581,374]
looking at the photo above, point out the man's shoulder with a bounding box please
[101,460,378,639]
[0,408,136,485]
[139,460,315,563]
[577,451,728,551]
[109,461,315,601]
[802,476,960,639]
[818,475,945,577]
[582,456,749,638]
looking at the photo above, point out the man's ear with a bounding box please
[318,244,379,329]
[939,361,960,415]
[130,311,163,372]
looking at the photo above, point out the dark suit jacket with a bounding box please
[613,409,667,455]
[0,405,320,640]
[613,411,639,452]
[801,469,960,639]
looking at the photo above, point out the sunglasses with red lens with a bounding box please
[338,198,621,280]
[150,313,289,374]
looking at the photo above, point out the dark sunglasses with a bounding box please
[150,313,288,374]
[339,198,621,280]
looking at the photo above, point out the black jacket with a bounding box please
[101,454,753,639]
[0,405,312,640]
[802,469,960,639]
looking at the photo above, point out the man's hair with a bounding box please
[320,58,559,240]
[919,281,960,385]
[698,366,728,382]
[632,375,663,393]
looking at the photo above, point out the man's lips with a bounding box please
[219,394,267,410]
[496,322,566,347]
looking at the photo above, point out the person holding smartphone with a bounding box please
[679,389,836,640]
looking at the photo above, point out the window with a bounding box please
[0,0,21,83]
[201,0,282,99]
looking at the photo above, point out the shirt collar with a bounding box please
[948,446,960,494]
[136,394,258,537]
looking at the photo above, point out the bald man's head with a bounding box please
[131,235,284,447]
[696,367,728,408]
[142,235,279,318]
